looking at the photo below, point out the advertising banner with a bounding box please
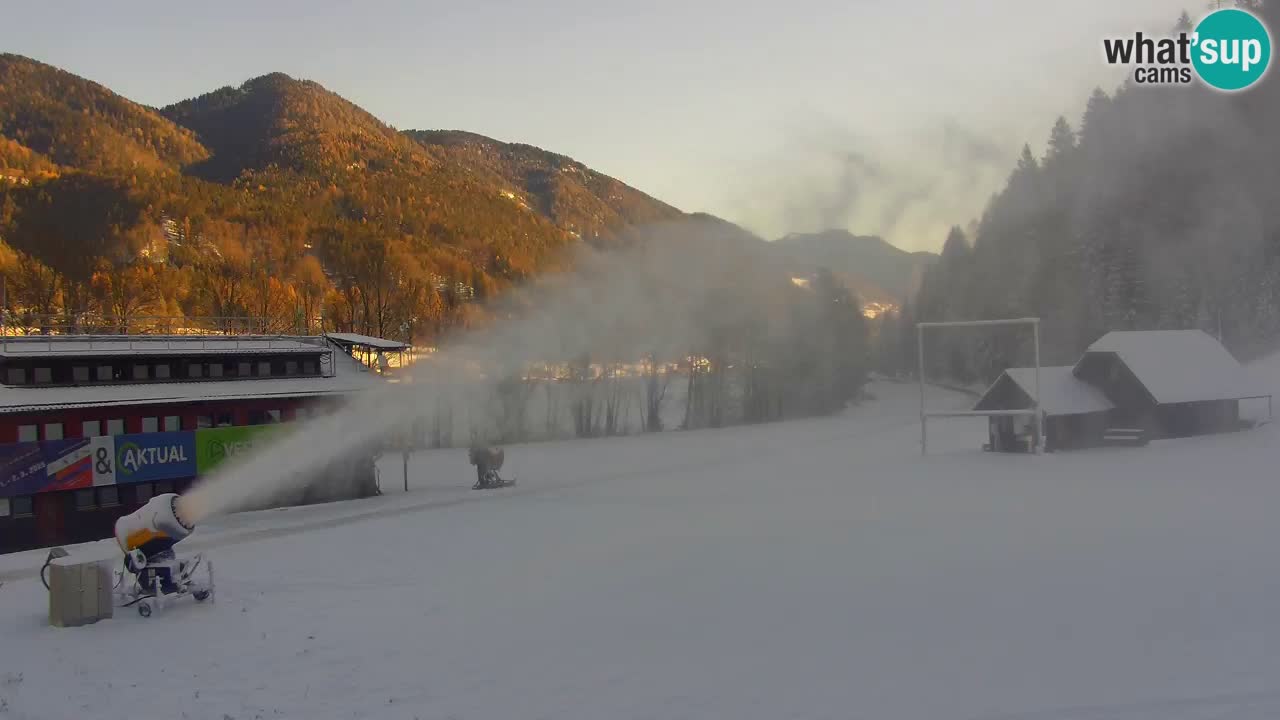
[91,436,116,486]
[0,442,57,497]
[195,424,288,474]
[113,431,197,485]
[42,438,95,491]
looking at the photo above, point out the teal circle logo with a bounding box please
[1193,9,1272,91]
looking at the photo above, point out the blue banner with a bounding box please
[0,442,55,497]
[113,432,196,484]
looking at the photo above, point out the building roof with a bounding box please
[0,345,380,414]
[975,366,1115,416]
[325,333,409,351]
[1078,330,1263,405]
[0,335,327,358]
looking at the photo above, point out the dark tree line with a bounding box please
[878,1,1280,383]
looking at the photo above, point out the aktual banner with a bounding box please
[113,431,197,485]
[195,424,288,474]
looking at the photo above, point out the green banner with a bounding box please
[195,424,290,474]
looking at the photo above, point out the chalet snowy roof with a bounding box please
[1078,330,1263,405]
[0,345,380,414]
[324,333,409,351]
[975,366,1115,416]
[0,335,327,358]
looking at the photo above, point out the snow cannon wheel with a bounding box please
[193,589,210,602]
[137,601,153,618]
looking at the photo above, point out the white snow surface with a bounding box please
[5,376,1280,719]
[1082,330,1262,404]
[997,366,1115,415]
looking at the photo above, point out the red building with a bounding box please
[0,332,398,552]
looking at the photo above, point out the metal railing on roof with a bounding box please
[0,315,330,355]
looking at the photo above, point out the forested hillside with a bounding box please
[0,56,681,342]
[881,1,1280,383]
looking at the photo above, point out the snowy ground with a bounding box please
[4,377,1280,720]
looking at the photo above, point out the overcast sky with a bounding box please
[5,0,1189,251]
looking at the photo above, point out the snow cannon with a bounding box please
[114,493,195,557]
[112,493,214,617]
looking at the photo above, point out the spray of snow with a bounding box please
[180,220,777,522]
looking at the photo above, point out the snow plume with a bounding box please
[730,120,1014,250]
[179,218,780,521]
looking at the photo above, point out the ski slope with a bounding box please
[3,377,1280,720]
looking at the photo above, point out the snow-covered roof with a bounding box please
[0,335,326,358]
[0,348,380,414]
[325,333,409,350]
[975,366,1114,416]
[1079,330,1264,405]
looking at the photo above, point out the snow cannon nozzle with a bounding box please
[114,493,197,556]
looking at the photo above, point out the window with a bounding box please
[7,367,26,384]
[12,496,33,517]
[286,360,298,375]
[82,420,102,437]
[249,409,284,425]
[74,489,96,510]
[188,363,203,379]
[97,486,120,507]
[17,425,37,442]
[196,415,213,429]
[208,363,224,378]
[97,365,113,381]
[164,416,181,432]
[215,413,234,428]
[238,362,251,377]
[107,419,125,436]
[141,417,159,433]
[132,364,149,380]
[258,361,271,377]
[302,360,317,375]
[155,364,171,380]
[135,483,153,504]
[34,367,52,384]
[43,423,63,441]
[154,481,173,495]
[73,366,90,383]
[0,498,8,517]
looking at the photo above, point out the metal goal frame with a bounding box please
[917,317,1041,455]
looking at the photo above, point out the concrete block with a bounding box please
[48,556,113,627]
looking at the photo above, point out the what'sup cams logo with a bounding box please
[1103,8,1272,91]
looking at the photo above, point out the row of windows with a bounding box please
[0,482,183,518]
[73,481,177,511]
[17,409,288,442]
[0,495,32,518]
[5,358,320,386]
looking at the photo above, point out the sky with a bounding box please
[3,0,1189,252]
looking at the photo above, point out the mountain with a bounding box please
[769,230,935,308]
[0,53,208,176]
[0,56,689,341]
[0,54,924,340]
[406,130,682,246]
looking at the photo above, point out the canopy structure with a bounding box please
[324,333,410,375]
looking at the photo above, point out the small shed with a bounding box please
[974,366,1115,452]
[1073,330,1262,439]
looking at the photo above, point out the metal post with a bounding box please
[1033,320,1042,454]
[918,323,926,456]
[402,448,410,493]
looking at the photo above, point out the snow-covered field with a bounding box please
[3,375,1280,720]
